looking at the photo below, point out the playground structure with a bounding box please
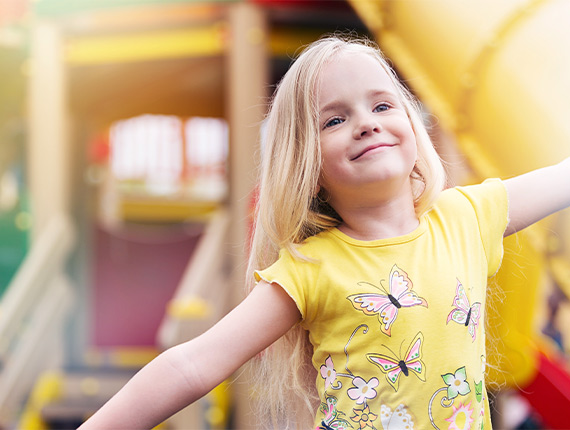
[0,0,569,428]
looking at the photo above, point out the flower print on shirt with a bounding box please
[474,362,486,430]
[428,366,478,430]
[445,401,474,430]
[317,326,383,429]
[321,355,341,390]
[442,367,471,400]
[347,377,379,405]
[351,405,379,429]
[317,329,363,395]
[474,380,483,403]
[347,264,428,336]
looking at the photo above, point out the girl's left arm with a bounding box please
[504,157,570,237]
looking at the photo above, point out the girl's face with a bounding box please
[317,51,418,210]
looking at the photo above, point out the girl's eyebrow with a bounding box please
[369,88,398,100]
[319,100,345,116]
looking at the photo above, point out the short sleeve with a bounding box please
[254,249,308,322]
[455,178,509,276]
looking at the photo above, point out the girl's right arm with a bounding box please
[78,280,300,430]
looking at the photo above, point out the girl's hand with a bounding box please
[79,280,300,429]
[504,157,570,236]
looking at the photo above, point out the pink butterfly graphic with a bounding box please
[446,279,481,341]
[347,264,428,336]
[318,395,351,430]
[367,332,426,391]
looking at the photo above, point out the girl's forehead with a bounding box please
[317,51,399,101]
[322,51,391,80]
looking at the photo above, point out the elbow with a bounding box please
[161,342,211,403]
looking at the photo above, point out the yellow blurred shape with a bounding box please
[119,199,219,222]
[66,24,225,65]
[168,296,212,320]
[17,371,63,430]
[108,347,159,368]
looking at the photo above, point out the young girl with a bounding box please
[79,36,570,430]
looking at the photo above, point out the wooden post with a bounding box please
[226,2,268,428]
[27,20,70,240]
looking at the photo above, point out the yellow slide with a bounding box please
[349,0,570,427]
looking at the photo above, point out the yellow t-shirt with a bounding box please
[255,179,508,430]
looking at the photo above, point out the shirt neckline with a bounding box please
[327,216,428,247]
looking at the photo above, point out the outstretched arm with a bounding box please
[504,157,570,236]
[78,280,300,430]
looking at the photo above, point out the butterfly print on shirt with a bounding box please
[446,279,481,342]
[347,264,428,336]
[380,403,414,430]
[318,395,351,430]
[367,331,426,391]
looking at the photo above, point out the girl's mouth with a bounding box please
[351,143,395,161]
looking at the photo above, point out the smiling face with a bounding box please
[317,51,418,212]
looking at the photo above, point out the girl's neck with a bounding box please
[333,191,419,241]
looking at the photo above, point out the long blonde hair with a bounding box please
[246,35,446,428]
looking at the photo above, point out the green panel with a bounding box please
[34,0,238,17]
[0,199,29,296]
[0,44,29,297]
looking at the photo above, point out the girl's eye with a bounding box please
[374,103,390,113]
[324,117,344,129]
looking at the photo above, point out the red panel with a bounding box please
[92,224,201,347]
[519,351,570,429]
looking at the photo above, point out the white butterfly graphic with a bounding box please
[446,279,481,341]
[380,403,414,429]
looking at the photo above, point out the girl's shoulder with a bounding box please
[434,178,507,214]
[290,229,340,258]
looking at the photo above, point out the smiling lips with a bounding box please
[350,143,396,161]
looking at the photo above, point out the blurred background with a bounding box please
[0,0,569,429]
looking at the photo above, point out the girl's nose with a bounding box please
[353,115,382,139]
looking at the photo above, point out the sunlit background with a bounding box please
[0,0,569,429]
